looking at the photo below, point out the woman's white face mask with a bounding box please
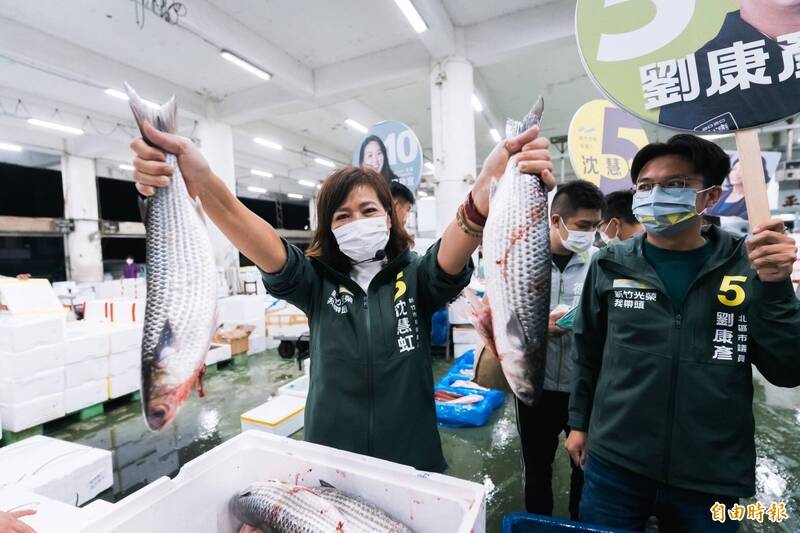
[332,216,390,262]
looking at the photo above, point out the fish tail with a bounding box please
[123,82,178,140]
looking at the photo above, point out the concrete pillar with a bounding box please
[61,155,103,282]
[194,119,239,294]
[430,57,477,235]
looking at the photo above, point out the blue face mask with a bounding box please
[632,186,712,236]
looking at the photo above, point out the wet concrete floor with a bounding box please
[45,350,798,532]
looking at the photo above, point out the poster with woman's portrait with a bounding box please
[352,121,423,194]
[708,150,781,219]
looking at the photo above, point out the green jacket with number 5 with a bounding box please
[569,225,800,497]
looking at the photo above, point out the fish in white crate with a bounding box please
[124,82,218,431]
[230,480,413,533]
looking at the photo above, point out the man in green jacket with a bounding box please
[565,134,800,532]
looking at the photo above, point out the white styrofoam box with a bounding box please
[277,374,309,399]
[246,334,268,355]
[65,379,108,413]
[0,314,66,352]
[109,323,143,354]
[303,357,310,375]
[65,357,110,388]
[0,342,65,381]
[93,279,146,300]
[81,431,486,533]
[243,318,266,338]
[113,299,146,324]
[0,487,86,533]
[452,326,480,344]
[81,499,116,524]
[109,348,140,376]
[448,296,472,326]
[205,344,231,366]
[65,322,110,364]
[454,343,478,359]
[82,299,114,323]
[108,368,140,399]
[0,392,64,432]
[0,368,65,404]
[0,436,113,506]
[217,295,264,323]
[240,396,305,437]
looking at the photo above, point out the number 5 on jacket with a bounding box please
[718,275,747,307]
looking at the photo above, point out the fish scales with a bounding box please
[482,97,551,406]
[231,481,413,533]
[124,82,218,431]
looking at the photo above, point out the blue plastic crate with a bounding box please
[502,513,634,533]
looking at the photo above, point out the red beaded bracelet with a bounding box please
[464,191,488,227]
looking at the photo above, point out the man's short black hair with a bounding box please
[603,190,638,225]
[551,180,606,219]
[631,134,731,188]
[390,181,415,206]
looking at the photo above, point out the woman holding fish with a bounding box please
[129,119,554,471]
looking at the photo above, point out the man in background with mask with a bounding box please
[566,135,800,532]
[516,180,605,519]
[390,181,415,230]
[598,190,642,246]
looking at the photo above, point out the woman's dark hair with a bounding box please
[729,155,771,185]
[358,135,400,183]
[631,134,731,188]
[306,166,414,274]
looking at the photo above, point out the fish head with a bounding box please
[142,320,202,431]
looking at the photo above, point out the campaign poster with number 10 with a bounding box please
[576,0,800,132]
[568,99,649,194]
[352,121,423,194]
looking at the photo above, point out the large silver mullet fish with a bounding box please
[124,82,218,431]
[480,97,550,406]
[230,480,413,533]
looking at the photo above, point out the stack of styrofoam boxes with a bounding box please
[0,486,105,533]
[64,321,110,414]
[0,436,112,506]
[0,315,67,433]
[108,323,143,399]
[452,326,480,359]
[218,295,266,356]
[83,278,145,324]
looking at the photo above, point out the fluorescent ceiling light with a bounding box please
[424,162,434,171]
[345,118,369,134]
[471,94,483,112]
[298,179,316,188]
[417,190,428,197]
[253,137,283,151]
[251,168,273,178]
[105,88,160,110]
[489,129,501,143]
[702,133,734,140]
[119,164,135,171]
[288,193,303,199]
[316,184,322,190]
[315,157,335,168]
[0,142,22,152]
[247,186,267,194]
[27,118,84,135]
[393,0,427,33]
[220,50,272,81]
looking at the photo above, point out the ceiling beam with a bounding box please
[413,0,457,59]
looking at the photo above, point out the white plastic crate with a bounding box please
[0,436,112,506]
[0,342,65,381]
[0,315,65,352]
[0,392,64,432]
[0,487,86,533]
[0,368,64,404]
[277,374,309,399]
[80,431,485,533]
[65,379,108,413]
[65,357,109,388]
[240,396,305,437]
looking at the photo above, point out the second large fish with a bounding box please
[125,83,218,431]
[480,97,550,406]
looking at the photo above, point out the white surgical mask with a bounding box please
[559,218,595,253]
[332,216,390,263]
[126,258,134,265]
[599,220,621,247]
